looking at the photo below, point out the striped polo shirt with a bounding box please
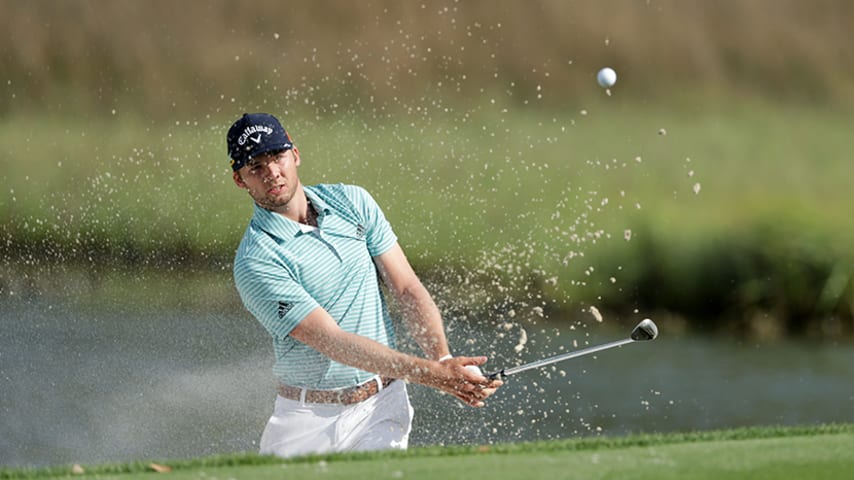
[233,184,398,389]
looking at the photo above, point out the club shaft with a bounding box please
[492,338,635,378]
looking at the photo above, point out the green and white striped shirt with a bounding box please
[233,184,398,389]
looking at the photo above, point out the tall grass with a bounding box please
[2,0,854,118]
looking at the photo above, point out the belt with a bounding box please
[277,376,395,405]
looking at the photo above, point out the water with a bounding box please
[2,296,853,468]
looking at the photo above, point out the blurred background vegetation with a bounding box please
[3,0,854,115]
[1,0,852,338]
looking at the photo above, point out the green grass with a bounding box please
[3,101,851,260]
[2,101,853,328]
[3,424,853,480]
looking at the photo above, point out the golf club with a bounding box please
[486,319,659,380]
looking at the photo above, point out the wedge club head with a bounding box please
[630,318,658,341]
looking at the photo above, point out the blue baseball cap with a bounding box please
[227,113,293,171]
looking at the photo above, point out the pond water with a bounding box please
[2,296,853,467]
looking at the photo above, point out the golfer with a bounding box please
[227,113,502,458]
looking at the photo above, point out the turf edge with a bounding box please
[2,423,851,479]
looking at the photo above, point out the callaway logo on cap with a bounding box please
[226,113,293,171]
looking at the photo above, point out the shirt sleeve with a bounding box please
[233,253,319,340]
[350,185,397,257]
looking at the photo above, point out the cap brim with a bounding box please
[249,142,294,160]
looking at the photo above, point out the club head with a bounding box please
[630,319,658,341]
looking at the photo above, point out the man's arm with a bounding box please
[373,243,450,361]
[288,306,493,406]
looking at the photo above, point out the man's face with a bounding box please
[232,148,301,212]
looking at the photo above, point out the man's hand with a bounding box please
[434,355,503,407]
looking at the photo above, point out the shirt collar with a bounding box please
[250,186,333,241]
[250,204,300,241]
[303,185,332,218]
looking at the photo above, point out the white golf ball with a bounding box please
[597,67,617,88]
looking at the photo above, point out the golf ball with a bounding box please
[597,67,617,88]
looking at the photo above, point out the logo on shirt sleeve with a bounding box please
[355,224,366,239]
[277,301,293,319]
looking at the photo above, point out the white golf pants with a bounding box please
[259,379,414,458]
